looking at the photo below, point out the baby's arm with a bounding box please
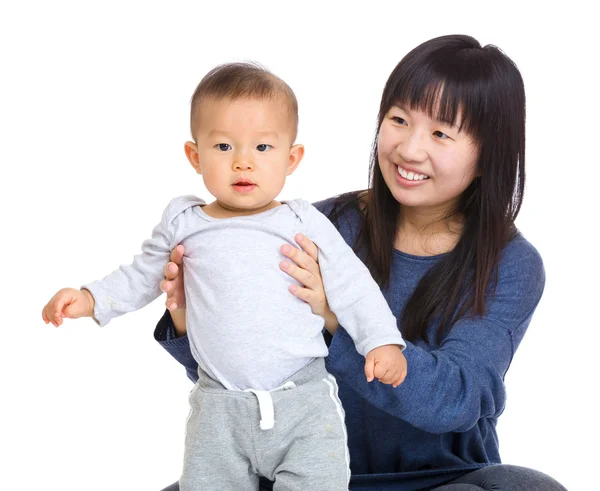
[41,198,184,328]
[81,211,174,326]
[303,203,407,385]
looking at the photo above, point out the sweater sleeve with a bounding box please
[154,309,200,383]
[326,239,545,434]
[304,203,406,355]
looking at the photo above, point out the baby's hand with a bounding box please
[42,288,95,327]
[364,345,407,388]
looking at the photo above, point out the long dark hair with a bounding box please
[330,35,526,344]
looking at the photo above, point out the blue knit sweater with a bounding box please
[155,197,545,490]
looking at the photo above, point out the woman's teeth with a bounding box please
[397,166,429,181]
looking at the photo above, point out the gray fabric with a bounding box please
[433,464,568,490]
[161,464,568,491]
[160,482,273,491]
[84,196,405,391]
[180,358,350,491]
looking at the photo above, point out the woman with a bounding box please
[156,35,566,490]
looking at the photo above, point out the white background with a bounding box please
[1,1,597,490]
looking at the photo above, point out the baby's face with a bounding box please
[191,97,301,214]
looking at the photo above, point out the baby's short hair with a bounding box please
[190,62,298,141]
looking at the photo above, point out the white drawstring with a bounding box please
[244,381,296,430]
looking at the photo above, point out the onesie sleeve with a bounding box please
[81,197,188,326]
[303,203,406,355]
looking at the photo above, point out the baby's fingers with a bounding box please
[373,362,390,382]
[42,302,61,327]
[395,364,408,386]
[364,356,375,382]
[52,301,66,327]
[392,370,407,388]
[41,309,50,325]
[46,291,74,326]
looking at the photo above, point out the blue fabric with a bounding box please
[161,464,567,491]
[155,197,546,490]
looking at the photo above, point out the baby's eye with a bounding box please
[433,130,449,139]
[216,143,231,151]
[256,144,272,152]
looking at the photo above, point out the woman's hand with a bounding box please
[160,245,187,337]
[280,234,339,334]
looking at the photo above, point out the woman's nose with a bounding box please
[397,130,427,163]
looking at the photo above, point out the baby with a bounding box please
[42,62,407,491]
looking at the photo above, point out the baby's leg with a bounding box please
[256,360,350,491]
[180,380,260,491]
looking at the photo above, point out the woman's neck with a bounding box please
[394,205,464,256]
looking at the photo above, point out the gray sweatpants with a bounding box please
[180,358,350,491]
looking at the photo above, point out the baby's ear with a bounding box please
[184,141,202,174]
[287,144,305,176]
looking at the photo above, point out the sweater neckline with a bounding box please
[392,248,449,261]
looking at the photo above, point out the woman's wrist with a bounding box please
[324,310,339,336]
[170,308,187,337]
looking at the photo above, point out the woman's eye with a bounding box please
[256,144,272,152]
[433,130,450,139]
[392,116,407,125]
[216,143,231,151]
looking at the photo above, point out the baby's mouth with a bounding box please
[232,179,257,192]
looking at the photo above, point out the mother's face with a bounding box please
[377,104,479,214]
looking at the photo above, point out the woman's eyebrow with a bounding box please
[391,104,459,128]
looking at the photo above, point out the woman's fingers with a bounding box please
[295,234,319,263]
[161,245,183,292]
[161,245,186,311]
[163,261,179,281]
[280,242,320,278]
[279,260,321,291]
[170,244,184,264]
[160,262,179,292]
[287,284,325,310]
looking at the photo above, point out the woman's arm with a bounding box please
[154,245,199,382]
[155,309,199,383]
[283,234,545,435]
[159,244,187,336]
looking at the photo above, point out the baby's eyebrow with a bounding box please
[254,131,279,139]
[207,130,280,139]
[208,129,234,137]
